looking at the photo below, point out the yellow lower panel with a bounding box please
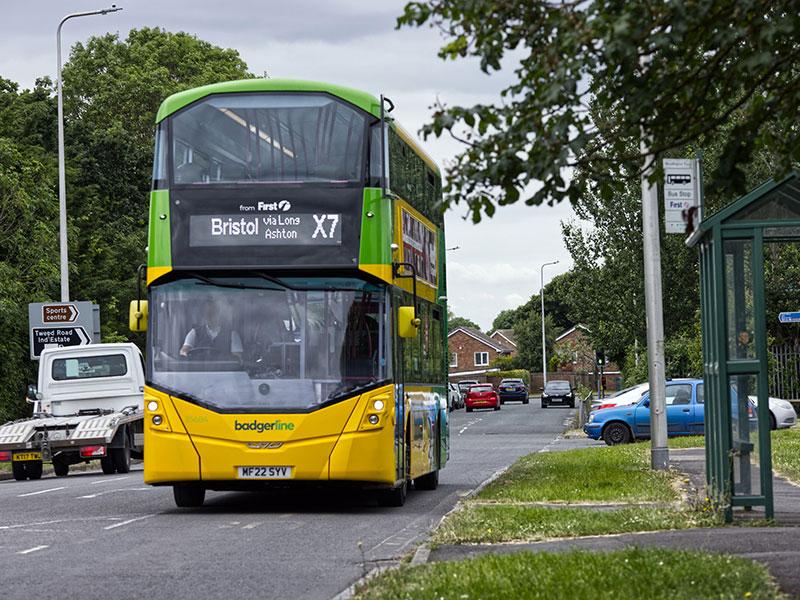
[144,429,200,484]
[195,434,339,481]
[328,428,396,484]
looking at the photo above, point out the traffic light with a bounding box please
[595,349,606,366]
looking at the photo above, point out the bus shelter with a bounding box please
[688,173,800,521]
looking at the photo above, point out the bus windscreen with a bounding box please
[148,275,388,411]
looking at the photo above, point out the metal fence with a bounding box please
[769,343,800,401]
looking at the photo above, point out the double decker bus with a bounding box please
[130,79,448,507]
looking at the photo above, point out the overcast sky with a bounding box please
[1,0,577,330]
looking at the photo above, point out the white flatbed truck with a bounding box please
[0,343,144,480]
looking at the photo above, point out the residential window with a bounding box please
[449,352,458,368]
[474,352,489,367]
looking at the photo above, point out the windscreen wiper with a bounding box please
[186,272,283,291]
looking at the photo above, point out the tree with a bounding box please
[61,28,252,344]
[398,1,800,222]
[0,29,252,421]
[447,309,481,331]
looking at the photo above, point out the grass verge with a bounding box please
[667,435,705,448]
[433,505,720,544]
[772,426,800,482]
[354,548,784,600]
[477,445,679,503]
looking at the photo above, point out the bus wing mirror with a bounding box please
[398,306,420,338]
[129,300,148,332]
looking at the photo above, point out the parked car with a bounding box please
[586,380,705,445]
[465,384,500,412]
[749,395,797,430]
[457,380,479,404]
[592,383,649,411]
[541,380,575,408]
[448,383,463,411]
[498,378,528,404]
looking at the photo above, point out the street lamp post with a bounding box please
[57,5,122,302]
[540,260,559,387]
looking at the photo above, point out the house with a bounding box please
[489,329,518,355]
[448,326,513,381]
[553,324,622,391]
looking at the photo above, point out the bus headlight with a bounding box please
[368,415,379,425]
[152,415,163,426]
[147,400,159,412]
[373,399,384,411]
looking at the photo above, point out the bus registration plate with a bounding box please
[237,466,293,479]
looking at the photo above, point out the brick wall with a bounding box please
[448,330,506,375]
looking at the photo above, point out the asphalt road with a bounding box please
[0,401,573,600]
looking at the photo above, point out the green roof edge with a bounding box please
[687,171,799,247]
[155,78,383,123]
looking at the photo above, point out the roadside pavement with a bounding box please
[429,443,800,596]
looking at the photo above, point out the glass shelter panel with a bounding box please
[724,240,756,360]
[729,375,760,497]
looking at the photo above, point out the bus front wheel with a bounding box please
[173,484,206,508]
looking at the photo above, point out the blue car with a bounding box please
[584,379,707,445]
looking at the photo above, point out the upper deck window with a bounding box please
[170,93,367,185]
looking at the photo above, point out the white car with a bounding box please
[749,396,797,430]
[448,383,463,411]
[592,383,649,411]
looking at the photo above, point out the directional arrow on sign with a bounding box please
[42,304,80,324]
[31,326,91,358]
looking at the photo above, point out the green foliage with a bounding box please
[447,309,481,332]
[0,29,252,421]
[398,0,800,222]
[434,505,717,545]
[478,444,678,504]
[0,137,59,421]
[495,369,530,387]
[356,549,780,600]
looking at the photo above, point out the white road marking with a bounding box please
[91,476,131,485]
[0,517,121,531]
[103,515,154,530]
[78,487,150,499]
[458,418,482,435]
[17,545,49,555]
[17,487,65,498]
[242,522,263,530]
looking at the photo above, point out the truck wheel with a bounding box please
[100,456,116,475]
[26,460,43,480]
[53,458,69,477]
[112,447,131,474]
[12,461,27,481]
[173,484,206,508]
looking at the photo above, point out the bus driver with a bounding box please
[180,300,243,360]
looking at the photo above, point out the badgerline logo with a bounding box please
[235,419,295,433]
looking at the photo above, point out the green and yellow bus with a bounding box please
[130,79,449,507]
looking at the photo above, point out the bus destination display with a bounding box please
[189,213,342,247]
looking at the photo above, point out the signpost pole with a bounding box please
[638,55,669,469]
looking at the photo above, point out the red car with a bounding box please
[465,384,500,412]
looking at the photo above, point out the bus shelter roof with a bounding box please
[687,171,800,247]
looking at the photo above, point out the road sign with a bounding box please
[42,303,79,323]
[663,158,701,234]
[28,301,97,359]
[30,327,91,357]
[779,312,800,324]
